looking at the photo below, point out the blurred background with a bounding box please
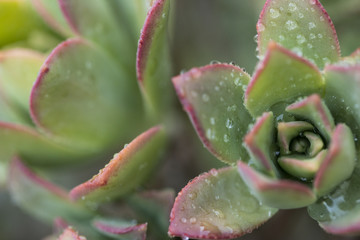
[1,0,360,239]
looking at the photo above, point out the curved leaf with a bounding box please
[0,122,81,165]
[69,126,165,202]
[172,64,253,165]
[59,0,137,72]
[245,42,324,117]
[30,38,143,150]
[257,0,340,68]
[8,157,92,223]
[169,167,277,239]
[93,218,147,240]
[137,0,172,115]
[237,161,316,209]
[314,124,356,197]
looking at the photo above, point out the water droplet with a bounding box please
[188,192,197,199]
[210,117,215,125]
[189,217,197,224]
[227,105,236,112]
[253,34,258,43]
[205,179,211,184]
[320,16,325,21]
[288,3,297,12]
[269,8,280,18]
[286,20,298,30]
[212,209,224,219]
[291,47,303,56]
[123,144,129,148]
[298,13,304,18]
[309,33,316,39]
[257,23,265,32]
[181,218,187,223]
[322,57,330,63]
[279,35,285,41]
[214,86,220,91]
[181,237,189,240]
[210,169,218,176]
[210,60,221,65]
[162,13,166,18]
[223,134,230,143]
[270,21,277,26]
[226,119,234,129]
[234,77,242,87]
[296,35,306,44]
[307,43,313,49]
[215,195,220,200]
[202,94,210,102]
[331,45,335,50]
[310,0,316,5]
[317,33,323,38]
[308,22,316,30]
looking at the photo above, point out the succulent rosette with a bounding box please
[169,0,360,239]
[1,0,174,239]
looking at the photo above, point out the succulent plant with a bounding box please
[169,0,360,239]
[1,0,174,239]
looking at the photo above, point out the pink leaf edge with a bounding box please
[169,167,266,239]
[94,221,147,239]
[69,125,163,201]
[321,220,360,236]
[58,227,86,240]
[136,0,167,84]
[29,38,87,133]
[9,156,69,199]
[172,63,248,163]
[257,0,341,57]
[245,42,321,105]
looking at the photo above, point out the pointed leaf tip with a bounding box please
[169,167,277,239]
[173,64,253,165]
[69,126,165,202]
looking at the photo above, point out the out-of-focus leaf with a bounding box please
[169,167,277,239]
[245,42,324,117]
[257,0,340,68]
[137,0,172,115]
[69,126,165,202]
[172,64,253,165]
[58,227,87,240]
[30,38,143,150]
[93,218,147,240]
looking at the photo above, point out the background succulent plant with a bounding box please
[169,0,360,239]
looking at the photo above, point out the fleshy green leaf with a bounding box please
[31,0,72,36]
[93,218,147,240]
[314,124,356,197]
[277,121,313,155]
[0,49,45,123]
[308,166,360,235]
[69,126,165,202]
[137,0,172,115]
[0,122,82,165]
[58,227,87,240]
[286,94,335,142]
[8,157,93,223]
[278,149,327,179]
[257,0,340,68]
[169,167,277,239]
[324,65,360,139]
[245,42,324,117]
[59,0,137,72]
[237,161,316,209]
[243,112,277,176]
[30,38,143,150]
[126,189,175,238]
[172,64,253,165]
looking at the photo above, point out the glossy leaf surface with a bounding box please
[169,167,277,239]
[245,43,324,117]
[173,64,253,165]
[257,0,340,68]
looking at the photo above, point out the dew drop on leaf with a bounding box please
[269,8,280,18]
[286,20,298,30]
[288,2,297,12]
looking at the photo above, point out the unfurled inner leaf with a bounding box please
[245,42,324,117]
[257,0,340,68]
[314,124,356,197]
[30,38,143,150]
[286,94,335,142]
[237,161,316,209]
[137,0,172,115]
[69,126,165,202]
[169,167,277,240]
[244,112,277,176]
[277,121,313,154]
[173,64,253,165]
